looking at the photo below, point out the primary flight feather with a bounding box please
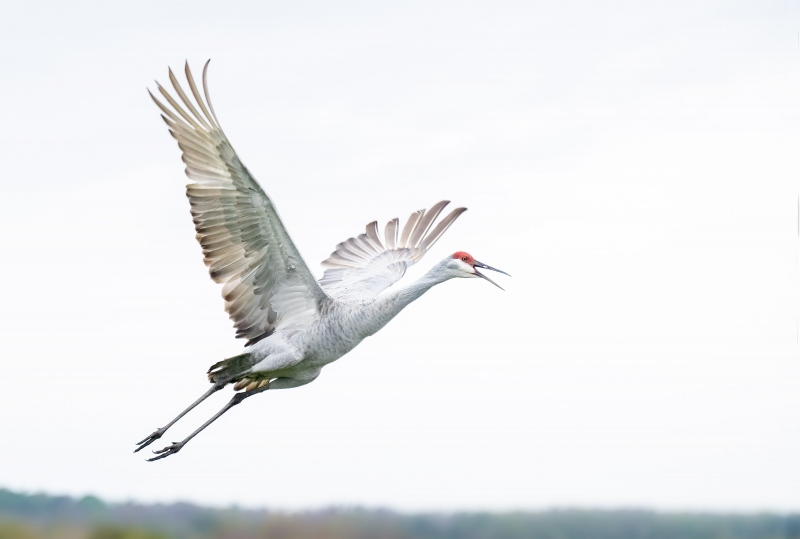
[136,61,508,461]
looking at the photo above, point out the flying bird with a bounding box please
[136,61,509,461]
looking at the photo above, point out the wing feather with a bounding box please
[318,201,467,300]
[408,200,449,248]
[384,218,398,250]
[151,61,329,344]
[365,222,382,250]
[418,207,468,253]
[168,67,212,130]
[399,210,423,248]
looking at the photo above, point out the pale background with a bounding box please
[1,0,799,512]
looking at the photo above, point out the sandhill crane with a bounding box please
[135,61,509,461]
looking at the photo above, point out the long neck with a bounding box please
[364,263,451,336]
[392,267,450,309]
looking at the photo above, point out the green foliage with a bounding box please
[78,497,106,517]
[1,488,800,539]
[87,523,168,539]
[0,520,39,539]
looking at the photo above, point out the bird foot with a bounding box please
[147,441,185,462]
[134,427,167,453]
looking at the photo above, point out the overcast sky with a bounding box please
[1,0,799,513]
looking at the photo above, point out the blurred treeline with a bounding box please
[2,488,799,539]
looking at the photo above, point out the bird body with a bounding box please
[136,61,508,460]
[212,249,479,392]
[230,256,457,385]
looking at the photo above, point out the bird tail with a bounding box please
[207,353,257,385]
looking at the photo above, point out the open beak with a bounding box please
[473,261,510,290]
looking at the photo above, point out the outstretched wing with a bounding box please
[319,201,466,301]
[150,61,329,345]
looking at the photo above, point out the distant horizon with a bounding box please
[2,487,797,517]
[6,488,799,539]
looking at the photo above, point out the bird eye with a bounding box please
[461,256,468,262]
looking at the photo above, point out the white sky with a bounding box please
[1,0,799,513]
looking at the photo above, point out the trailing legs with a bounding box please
[147,382,271,461]
[134,382,225,453]
[139,372,320,461]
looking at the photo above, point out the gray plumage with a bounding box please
[136,61,508,461]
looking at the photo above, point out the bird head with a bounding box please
[446,251,510,290]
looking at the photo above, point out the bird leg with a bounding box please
[147,383,271,462]
[134,381,225,453]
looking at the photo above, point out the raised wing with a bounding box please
[319,201,466,300]
[150,61,329,345]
